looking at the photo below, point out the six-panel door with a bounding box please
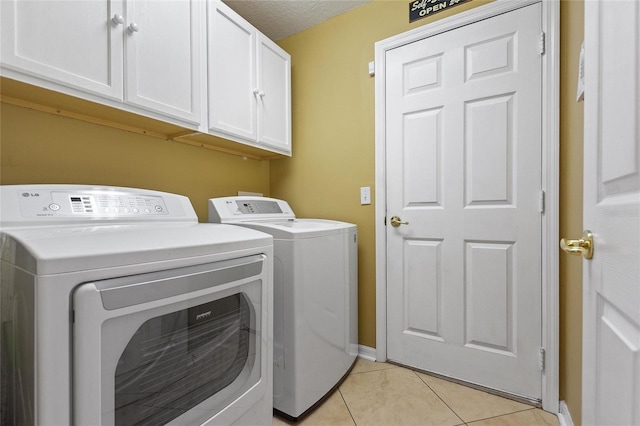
[385,3,544,399]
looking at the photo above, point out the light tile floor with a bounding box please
[273,358,559,426]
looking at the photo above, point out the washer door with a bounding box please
[73,255,269,426]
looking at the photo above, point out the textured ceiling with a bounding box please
[222,0,372,41]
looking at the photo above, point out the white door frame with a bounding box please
[374,0,560,413]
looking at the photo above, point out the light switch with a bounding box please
[360,187,371,205]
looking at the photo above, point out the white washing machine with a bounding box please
[208,196,358,420]
[0,185,273,426]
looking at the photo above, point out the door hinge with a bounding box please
[539,190,546,214]
[539,32,546,55]
[539,347,546,372]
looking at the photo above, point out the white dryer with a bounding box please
[0,185,273,426]
[208,196,358,420]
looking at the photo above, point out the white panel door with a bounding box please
[386,3,543,399]
[257,34,291,154]
[125,0,202,125]
[207,1,257,141]
[581,1,640,424]
[0,0,123,100]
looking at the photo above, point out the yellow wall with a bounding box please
[273,0,585,420]
[559,0,584,423]
[0,103,270,220]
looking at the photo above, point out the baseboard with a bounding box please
[357,345,376,361]
[557,401,575,426]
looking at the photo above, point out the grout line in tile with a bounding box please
[348,365,400,376]
[338,388,358,426]
[348,368,400,378]
[413,370,468,426]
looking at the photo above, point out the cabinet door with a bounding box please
[124,0,202,125]
[207,1,257,141]
[257,34,291,155]
[0,0,123,100]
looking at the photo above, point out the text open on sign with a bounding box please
[409,0,471,22]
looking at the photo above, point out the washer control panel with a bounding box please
[209,196,295,223]
[235,200,283,215]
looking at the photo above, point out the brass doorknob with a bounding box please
[390,216,409,227]
[560,230,594,259]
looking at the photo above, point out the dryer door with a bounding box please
[72,255,269,426]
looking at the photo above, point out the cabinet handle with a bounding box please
[127,22,140,33]
[111,14,125,25]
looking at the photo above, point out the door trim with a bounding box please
[374,0,560,413]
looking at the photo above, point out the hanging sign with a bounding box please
[409,0,471,22]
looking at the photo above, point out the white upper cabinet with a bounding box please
[1,0,124,99]
[257,34,292,154]
[207,3,257,142]
[1,0,202,126]
[1,0,291,157]
[207,1,291,156]
[124,0,202,125]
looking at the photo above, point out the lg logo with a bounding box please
[21,192,40,197]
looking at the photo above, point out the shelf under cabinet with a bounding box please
[0,77,286,161]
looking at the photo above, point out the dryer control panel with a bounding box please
[209,197,295,223]
[0,185,197,225]
[30,191,169,217]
